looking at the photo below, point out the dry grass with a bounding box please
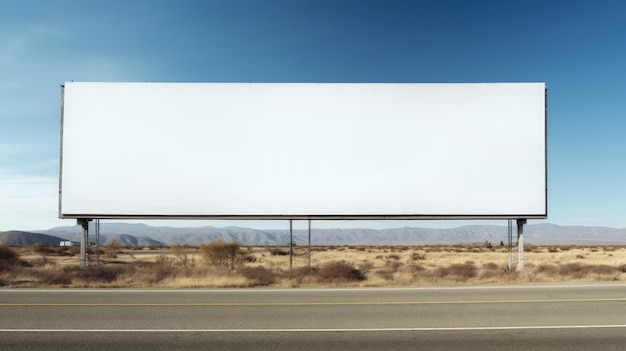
[2,244,626,288]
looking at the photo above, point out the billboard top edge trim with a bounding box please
[62,81,546,86]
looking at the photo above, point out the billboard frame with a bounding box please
[59,82,547,221]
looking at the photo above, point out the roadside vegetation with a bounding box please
[1,242,626,288]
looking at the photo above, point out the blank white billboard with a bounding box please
[59,82,546,220]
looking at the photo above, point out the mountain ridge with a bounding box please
[1,223,623,246]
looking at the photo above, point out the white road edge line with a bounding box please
[3,325,626,332]
[4,283,626,293]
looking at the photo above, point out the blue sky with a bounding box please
[1,0,625,231]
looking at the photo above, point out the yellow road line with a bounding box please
[2,298,626,307]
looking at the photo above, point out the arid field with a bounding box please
[2,242,626,288]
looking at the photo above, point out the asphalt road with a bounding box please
[1,283,626,350]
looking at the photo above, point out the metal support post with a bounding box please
[95,219,101,268]
[508,219,513,271]
[517,219,526,271]
[308,219,311,268]
[77,218,91,269]
[289,219,293,269]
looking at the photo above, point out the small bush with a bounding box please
[152,255,175,282]
[171,243,190,268]
[375,269,395,281]
[269,247,289,256]
[558,263,619,279]
[105,240,121,259]
[67,266,122,283]
[36,270,72,285]
[283,266,318,279]
[318,262,365,282]
[199,239,241,269]
[0,245,20,271]
[589,265,617,275]
[411,253,426,261]
[58,246,79,256]
[534,263,558,275]
[483,262,499,271]
[243,255,257,263]
[32,242,54,256]
[436,263,477,281]
[358,261,375,274]
[239,266,276,286]
[385,260,403,272]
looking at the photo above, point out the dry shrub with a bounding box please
[437,263,477,281]
[0,245,21,271]
[483,262,499,271]
[129,256,176,284]
[404,264,427,278]
[239,266,276,286]
[479,262,503,280]
[385,260,403,272]
[318,261,365,282]
[589,265,618,275]
[242,254,256,263]
[58,246,79,257]
[105,240,121,259]
[375,268,395,281]
[279,266,319,286]
[269,247,289,256]
[68,266,123,283]
[171,243,190,268]
[283,266,318,278]
[558,263,619,279]
[199,239,240,269]
[32,242,55,255]
[411,252,426,261]
[34,268,73,285]
[152,255,176,282]
[412,263,427,272]
[534,263,558,275]
[358,261,375,274]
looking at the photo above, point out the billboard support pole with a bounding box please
[289,220,293,269]
[517,219,526,270]
[77,218,91,269]
[508,219,513,270]
[308,219,311,268]
[95,219,100,268]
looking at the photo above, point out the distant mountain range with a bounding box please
[1,223,626,247]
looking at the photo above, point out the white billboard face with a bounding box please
[60,82,546,219]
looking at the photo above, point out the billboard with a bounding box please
[59,82,546,220]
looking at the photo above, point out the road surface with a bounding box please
[1,283,625,350]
